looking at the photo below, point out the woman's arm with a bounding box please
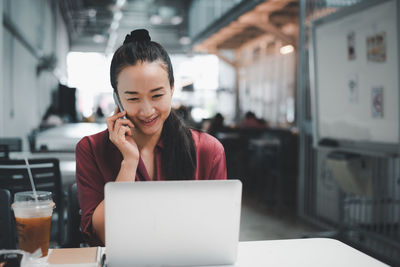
[193,131,227,181]
[91,159,138,244]
[89,108,140,244]
[77,108,140,245]
[76,137,107,246]
[92,200,105,244]
[209,143,227,180]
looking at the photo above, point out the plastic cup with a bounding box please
[12,191,55,257]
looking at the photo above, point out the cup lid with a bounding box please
[13,191,53,202]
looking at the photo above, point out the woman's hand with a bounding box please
[106,107,139,181]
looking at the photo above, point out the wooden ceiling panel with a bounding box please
[196,0,299,52]
[217,26,265,49]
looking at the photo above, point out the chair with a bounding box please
[0,138,23,159]
[217,133,247,182]
[0,158,64,245]
[0,189,16,249]
[63,183,85,248]
[0,145,9,159]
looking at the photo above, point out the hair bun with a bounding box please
[123,29,151,44]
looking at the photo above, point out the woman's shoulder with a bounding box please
[190,129,224,153]
[76,129,111,152]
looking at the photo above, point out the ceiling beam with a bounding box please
[237,34,274,51]
[252,21,295,47]
[238,13,295,47]
[209,48,236,67]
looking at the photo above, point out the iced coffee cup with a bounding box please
[12,191,55,257]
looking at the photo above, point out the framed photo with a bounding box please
[366,32,386,62]
[371,87,384,118]
[347,73,358,102]
[347,32,356,60]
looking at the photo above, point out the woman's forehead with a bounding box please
[117,62,170,91]
[120,62,167,79]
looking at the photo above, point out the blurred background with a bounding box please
[0,0,399,265]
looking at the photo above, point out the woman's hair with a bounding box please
[110,29,196,180]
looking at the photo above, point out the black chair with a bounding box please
[0,138,23,159]
[217,133,248,182]
[0,189,16,249]
[0,145,9,159]
[63,183,85,248]
[0,158,64,245]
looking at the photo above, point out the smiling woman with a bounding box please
[75,29,227,246]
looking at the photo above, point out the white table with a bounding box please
[227,238,388,267]
[43,238,388,266]
[34,123,106,151]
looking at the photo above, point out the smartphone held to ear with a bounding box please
[113,92,127,119]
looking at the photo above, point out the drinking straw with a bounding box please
[24,157,38,202]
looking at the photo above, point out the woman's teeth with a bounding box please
[142,116,157,124]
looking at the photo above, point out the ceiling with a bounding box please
[195,0,299,53]
[59,0,191,54]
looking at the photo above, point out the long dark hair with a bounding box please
[110,29,196,180]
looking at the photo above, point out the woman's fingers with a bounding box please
[117,121,131,140]
[106,110,129,131]
[114,117,134,129]
[105,107,139,161]
[106,116,114,133]
[107,109,135,146]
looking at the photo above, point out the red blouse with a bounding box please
[75,129,227,246]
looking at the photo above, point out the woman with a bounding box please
[75,29,227,246]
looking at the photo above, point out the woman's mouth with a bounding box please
[140,116,158,127]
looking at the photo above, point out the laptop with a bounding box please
[104,179,242,267]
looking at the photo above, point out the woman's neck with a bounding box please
[133,128,162,152]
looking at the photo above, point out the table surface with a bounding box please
[44,238,388,267]
[228,238,388,267]
[35,123,106,151]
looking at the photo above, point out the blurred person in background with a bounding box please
[207,113,227,136]
[40,105,63,129]
[175,105,197,128]
[240,111,266,128]
[95,106,106,123]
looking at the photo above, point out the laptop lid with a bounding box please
[105,180,242,267]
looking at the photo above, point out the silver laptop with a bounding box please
[104,180,242,267]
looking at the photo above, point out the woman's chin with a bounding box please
[136,123,162,137]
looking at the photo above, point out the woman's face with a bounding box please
[116,61,173,137]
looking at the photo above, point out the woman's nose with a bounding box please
[139,101,155,116]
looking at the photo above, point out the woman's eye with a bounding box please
[127,98,139,101]
[152,94,163,99]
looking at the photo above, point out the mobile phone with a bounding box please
[113,92,127,119]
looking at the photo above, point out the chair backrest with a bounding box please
[63,183,84,247]
[0,138,23,159]
[0,138,22,157]
[0,144,9,159]
[0,189,16,249]
[0,158,64,245]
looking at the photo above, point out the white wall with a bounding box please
[237,37,296,127]
[216,58,236,125]
[1,0,69,149]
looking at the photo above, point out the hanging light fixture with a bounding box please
[280,45,294,55]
